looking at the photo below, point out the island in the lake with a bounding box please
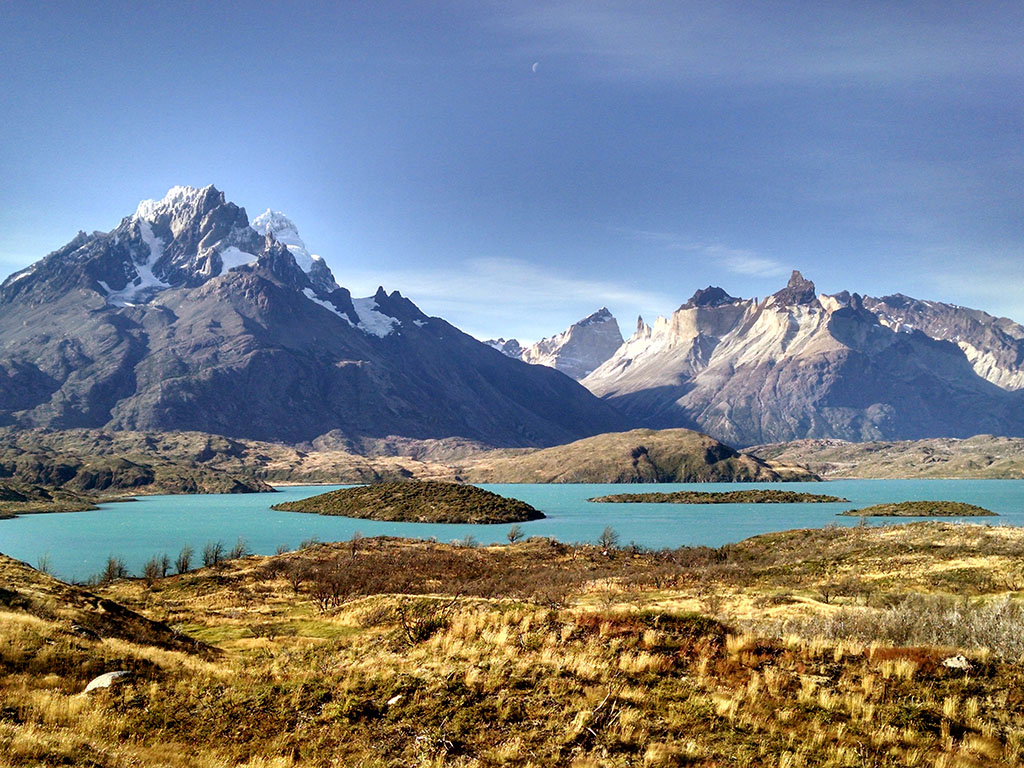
[588,489,849,504]
[838,500,998,517]
[271,480,545,523]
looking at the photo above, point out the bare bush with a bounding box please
[598,526,620,550]
[96,556,129,584]
[759,594,1024,658]
[393,596,460,648]
[142,556,162,586]
[285,560,311,594]
[202,540,225,568]
[228,537,249,560]
[175,545,193,574]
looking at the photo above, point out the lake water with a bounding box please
[1,479,1022,582]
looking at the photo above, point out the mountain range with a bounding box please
[483,273,1024,446]
[577,272,1024,446]
[4,186,1024,451]
[0,186,625,446]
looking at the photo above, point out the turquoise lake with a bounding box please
[1,479,1022,582]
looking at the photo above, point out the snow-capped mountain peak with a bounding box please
[134,185,222,232]
[250,208,339,293]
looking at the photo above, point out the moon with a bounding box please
[531,62,539,74]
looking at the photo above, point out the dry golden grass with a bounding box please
[2,523,1024,766]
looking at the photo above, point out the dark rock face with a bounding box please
[770,270,818,307]
[0,187,627,446]
[681,286,737,309]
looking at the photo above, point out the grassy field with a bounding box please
[2,522,1024,767]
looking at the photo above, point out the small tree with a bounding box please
[286,561,310,594]
[36,553,52,575]
[598,526,620,550]
[100,556,129,584]
[175,545,193,574]
[142,556,162,587]
[202,540,225,568]
[506,525,524,544]
[159,553,171,578]
[228,536,249,560]
[350,531,363,560]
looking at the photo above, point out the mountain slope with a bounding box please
[583,272,1024,446]
[486,308,624,380]
[862,294,1024,390]
[0,186,626,446]
[750,434,1024,479]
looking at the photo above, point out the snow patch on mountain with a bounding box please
[101,220,170,306]
[352,296,400,337]
[301,288,401,338]
[219,246,258,272]
[5,265,36,285]
[301,288,352,323]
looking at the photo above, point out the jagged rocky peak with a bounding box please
[681,286,738,309]
[250,208,339,293]
[485,338,525,357]
[770,270,818,307]
[495,308,625,380]
[579,307,615,326]
[0,184,361,326]
[109,183,263,300]
[134,184,230,234]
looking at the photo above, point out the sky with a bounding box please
[1,1,1022,341]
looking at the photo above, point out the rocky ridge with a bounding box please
[583,271,1024,446]
[861,294,1024,390]
[749,434,1024,479]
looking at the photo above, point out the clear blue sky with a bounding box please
[2,1,1022,341]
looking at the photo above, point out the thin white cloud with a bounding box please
[717,252,789,279]
[618,227,789,278]
[500,1,1022,86]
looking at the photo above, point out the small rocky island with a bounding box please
[838,501,997,517]
[588,489,848,504]
[271,481,545,524]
